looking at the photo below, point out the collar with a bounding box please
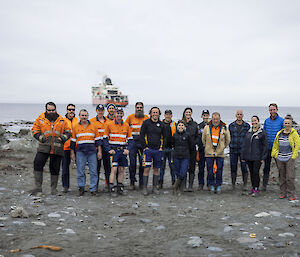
[107,114,114,121]
[270,114,278,120]
[96,116,106,122]
[65,113,75,121]
[115,119,123,125]
[79,120,91,125]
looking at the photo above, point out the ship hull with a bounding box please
[92,98,128,107]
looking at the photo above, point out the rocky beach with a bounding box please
[0,121,300,257]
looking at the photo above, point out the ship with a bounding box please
[91,75,129,107]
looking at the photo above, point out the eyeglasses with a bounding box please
[47,109,56,112]
[67,109,75,111]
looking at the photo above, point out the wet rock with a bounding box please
[48,213,61,218]
[10,206,29,218]
[140,218,152,223]
[255,212,270,218]
[118,218,125,223]
[187,236,203,248]
[155,225,165,230]
[264,226,271,230]
[132,204,139,209]
[224,226,233,232]
[32,221,46,226]
[278,232,295,237]
[269,211,281,217]
[65,228,76,234]
[249,242,264,250]
[207,246,223,252]
[229,222,243,227]
[148,202,160,207]
[236,237,258,244]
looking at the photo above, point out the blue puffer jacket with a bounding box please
[263,115,284,149]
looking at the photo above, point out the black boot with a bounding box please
[158,179,163,189]
[30,171,43,196]
[152,175,160,194]
[117,183,126,195]
[242,172,248,191]
[143,176,149,196]
[183,175,188,192]
[187,173,195,192]
[231,172,237,190]
[51,175,59,195]
[78,187,84,196]
[110,184,118,197]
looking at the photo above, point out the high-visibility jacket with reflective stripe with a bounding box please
[32,112,71,156]
[125,114,149,141]
[63,116,79,150]
[71,121,101,154]
[90,116,108,140]
[103,119,133,152]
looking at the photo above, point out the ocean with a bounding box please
[1,103,300,133]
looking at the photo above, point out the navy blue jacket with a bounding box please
[241,127,268,161]
[229,120,250,154]
[171,131,193,159]
[264,114,284,149]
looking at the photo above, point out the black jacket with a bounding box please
[185,118,198,151]
[162,119,174,149]
[197,121,208,151]
[241,127,268,161]
[172,131,193,159]
[140,119,166,150]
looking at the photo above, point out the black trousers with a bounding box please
[34,152,62,175]
[247,160,262,189]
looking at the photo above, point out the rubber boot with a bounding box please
[242,172,248,191]
[173,179,181,195]
[187,173,195,192]
[262,178,268,191]
[183,175,188,192]
[231,172,237,190]
[30,171,43,195]
[117,183,127,196]
[178,179,184,195]
[158,179,163,189]
[51,175,59,195]
[152,175,160,194]
[143,176,149,196]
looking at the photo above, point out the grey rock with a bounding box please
[32,221,46,226]
[269,211,281,217]
[229,222,243,227]
[12,221,23,225]
[65,228,76,234]
[22,255,35,257]
[207,246,223,252]
[278,232,295,237]
[48,213,61,218]
[140,218,152,223]
[10,207,29,218]
[249,242,264,249]
[187,236,203,248]
[237,237,258,244]
[118,218,125,223]
[148,202,160,207]
[155,225,166,230]
[264,226,271,230]
[224,226,233,232]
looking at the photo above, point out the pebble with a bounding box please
[207,246,223,252]
[224,226,233,233]
[269,211,281,217]
[229,222,243,227]
[237,237,258,244]
[187,236,203,248]
[148,202,160,207]
[278,232,295,237]
[285,215,294,219]
[264,226,271,230]
[22,255,35,257]
[32,221,46,226]
[139,229,146,233]
[10,207,29,218]
[0,217,8,221]
[249,242,264,250]
[221,216,230,220]
[140,218,152,223]
[255,212,270,218]
[118,218,125,223]
[48,213,61,218]
[0,187,7,191]
[65,228,76,234]
[155,225,166,230]
[13,221,23,225]
[132,204,139,209]
[0,223,4,227]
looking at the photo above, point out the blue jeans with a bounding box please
[173,158,190,180]
[76,151,98,192]
[159,148,175,183]
[230,152,248,175]
[129,141,144,185]
[197,150,206,185]
[206,157,224,186]
[62,150,71,188]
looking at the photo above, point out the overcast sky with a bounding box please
[0,0,299,106]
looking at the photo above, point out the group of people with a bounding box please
[30,102,299,200]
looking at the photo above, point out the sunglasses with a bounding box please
[47,109,56,112]
[68,109,75,111]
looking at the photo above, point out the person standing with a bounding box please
[106,103,116,122]
[90,104,111,191]
[229,110,250,190]
[241,116,268,196]
[71,109,102,196]
[61,104,78,193]
[31,102,71,195]
[103,107,133,196]
[140,107,166,195]
[172,120,193,195]
[125,102,149,190]
[202,112,230,194]
[182,107,198,191]
[263,103,284,191]
[197,109,210,190]
[159,109,176,188]
[272,115,300,201]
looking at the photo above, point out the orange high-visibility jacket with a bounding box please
[90,116,108,140]
[70,121,101,153]
[63,116,79,150]
[32,112,71,156]
[103,119,133,152]
[125,114,149,141]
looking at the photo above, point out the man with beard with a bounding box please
[140,107,166,195]
[31,102,71,195]
[61,104,78,193]
[125,102,149,190]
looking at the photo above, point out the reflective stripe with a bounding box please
[112,162,118,166]
[213,142,218,146]
[98,129,105,133]
[145,162,152,165]
[130,125,141,129]
[127,136,133,140]
[109,141,127,145]
[77,140,95,144]
[100,136,103,140]
[212,135,219,139]
[132,132,140,135]
[103,135,108,138]
[71,138,77,142]
[109,134,127,138]
[76,133,95,137]
[95,136,101,140]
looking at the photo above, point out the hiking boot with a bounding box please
[90,191,97,196]
[51,175,59,195]
[279,194,286,199]
[78,187,84,196]
[261,185,267,192]
[30,171,43,196]
[288,195,295,201]
[216,186,222,194]
[248,188,255,195]
[251,189,259,197]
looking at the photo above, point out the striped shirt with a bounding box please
[278,132,292,162]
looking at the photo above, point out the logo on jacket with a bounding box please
[157,123,160,127]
